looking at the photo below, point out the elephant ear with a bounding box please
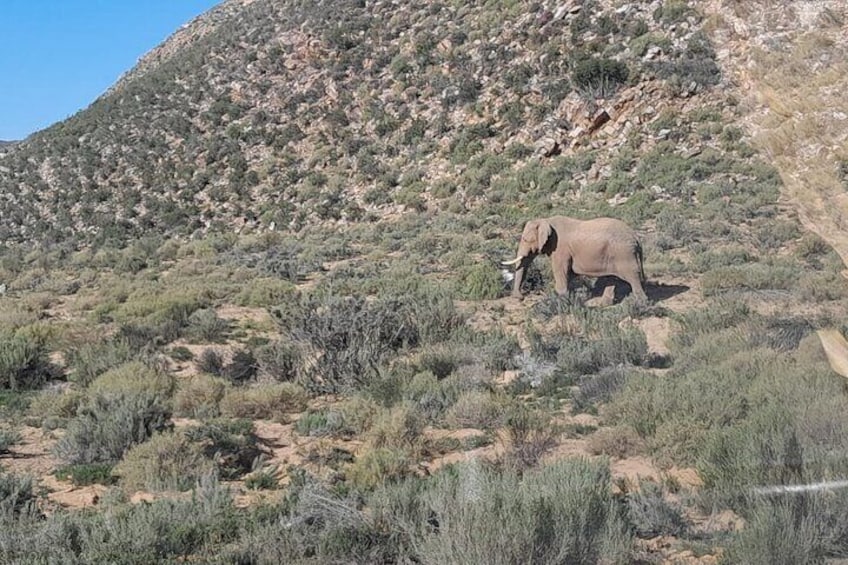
[536,219,552,252]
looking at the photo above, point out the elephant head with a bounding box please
[502,219,555,297]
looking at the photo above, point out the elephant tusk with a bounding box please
[501,257,523,267]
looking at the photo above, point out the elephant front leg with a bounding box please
[552,256,571,295]
[512,265,525,298]
[511,256,535,298]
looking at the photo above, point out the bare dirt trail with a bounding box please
[704,1,848,374]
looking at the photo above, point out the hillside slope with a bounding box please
[0,0,720,246]
[706,0,848,266]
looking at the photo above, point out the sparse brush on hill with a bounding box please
[274,288,463,394]
[54,392,172,465]
[0,0,728,250]
[0,334,55,390]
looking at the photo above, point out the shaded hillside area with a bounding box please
[1,1,848,564]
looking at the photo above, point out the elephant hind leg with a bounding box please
[622,272,648,301]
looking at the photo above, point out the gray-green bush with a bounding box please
[54,392,172,465]
[372,458,632,565]
[0,335,54,390]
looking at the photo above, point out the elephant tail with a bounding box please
[636,241,646,283]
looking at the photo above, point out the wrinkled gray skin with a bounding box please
[504,216,647,300]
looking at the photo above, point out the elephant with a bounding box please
[502,216,647,301]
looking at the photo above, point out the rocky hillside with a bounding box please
[0,0,720,246]
[706,0,848,265]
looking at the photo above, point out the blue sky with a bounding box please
[0,1,221,140]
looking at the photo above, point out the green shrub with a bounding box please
[173,374,229,419]
[372,458,631,564]
[295,408,348,437]
[649,31,720,94]
[168,346,194,361]
[669,299,750,349]
[222,479,395,563]
[572,365,632,413]
[219,382,307,421]
[655,208,696,249]
[0,472,37,516]
[556,324,647,376]
[478,331,521,372]
[337,396,380,434]
[112,289,210,346]
[0,390,31,418]
[724,500,820,565]
[458,263,504,300]
[244,468,279,490]
[796,271,848,302]
[349,447,412,490]
[626,480,687,538]
[196,348,224,375]
[276,293,454,394]
[416,345,473,380]
[587,426,644,459]
[54,392,172,465]
[88,360,175,398]
[503,404,559,469]
[256,340,299,381]
[612,299,848,480]
[444,391,504,430]
[0,335,54,390]
[747,316,812,352]
[629,32,671,57]
[55,463,116,486]
[115,432,214,492]
[223,348,258,383]
[0,474,239,563]
[0,428,21,454]
[691,245,754,273]
[236,278,296,307]
[366,404,425,452]
[653,0,692,23]
[794,233,831,263]
[183,419,263,480]
[184,308,230,342]
[753,219,801,251]
[700,262,800,296]
[402,370,460,424]
[572,57,629,99]
[66,339,134,387]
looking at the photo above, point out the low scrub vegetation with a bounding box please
[54,392,172,465]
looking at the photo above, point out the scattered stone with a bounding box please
[587,110,611,134]
[607,193,630,206]
[536,137,561,157]
[645,45,663,60]
[554,3,581,20]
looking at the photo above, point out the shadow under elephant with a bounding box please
[587,276,690,305]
